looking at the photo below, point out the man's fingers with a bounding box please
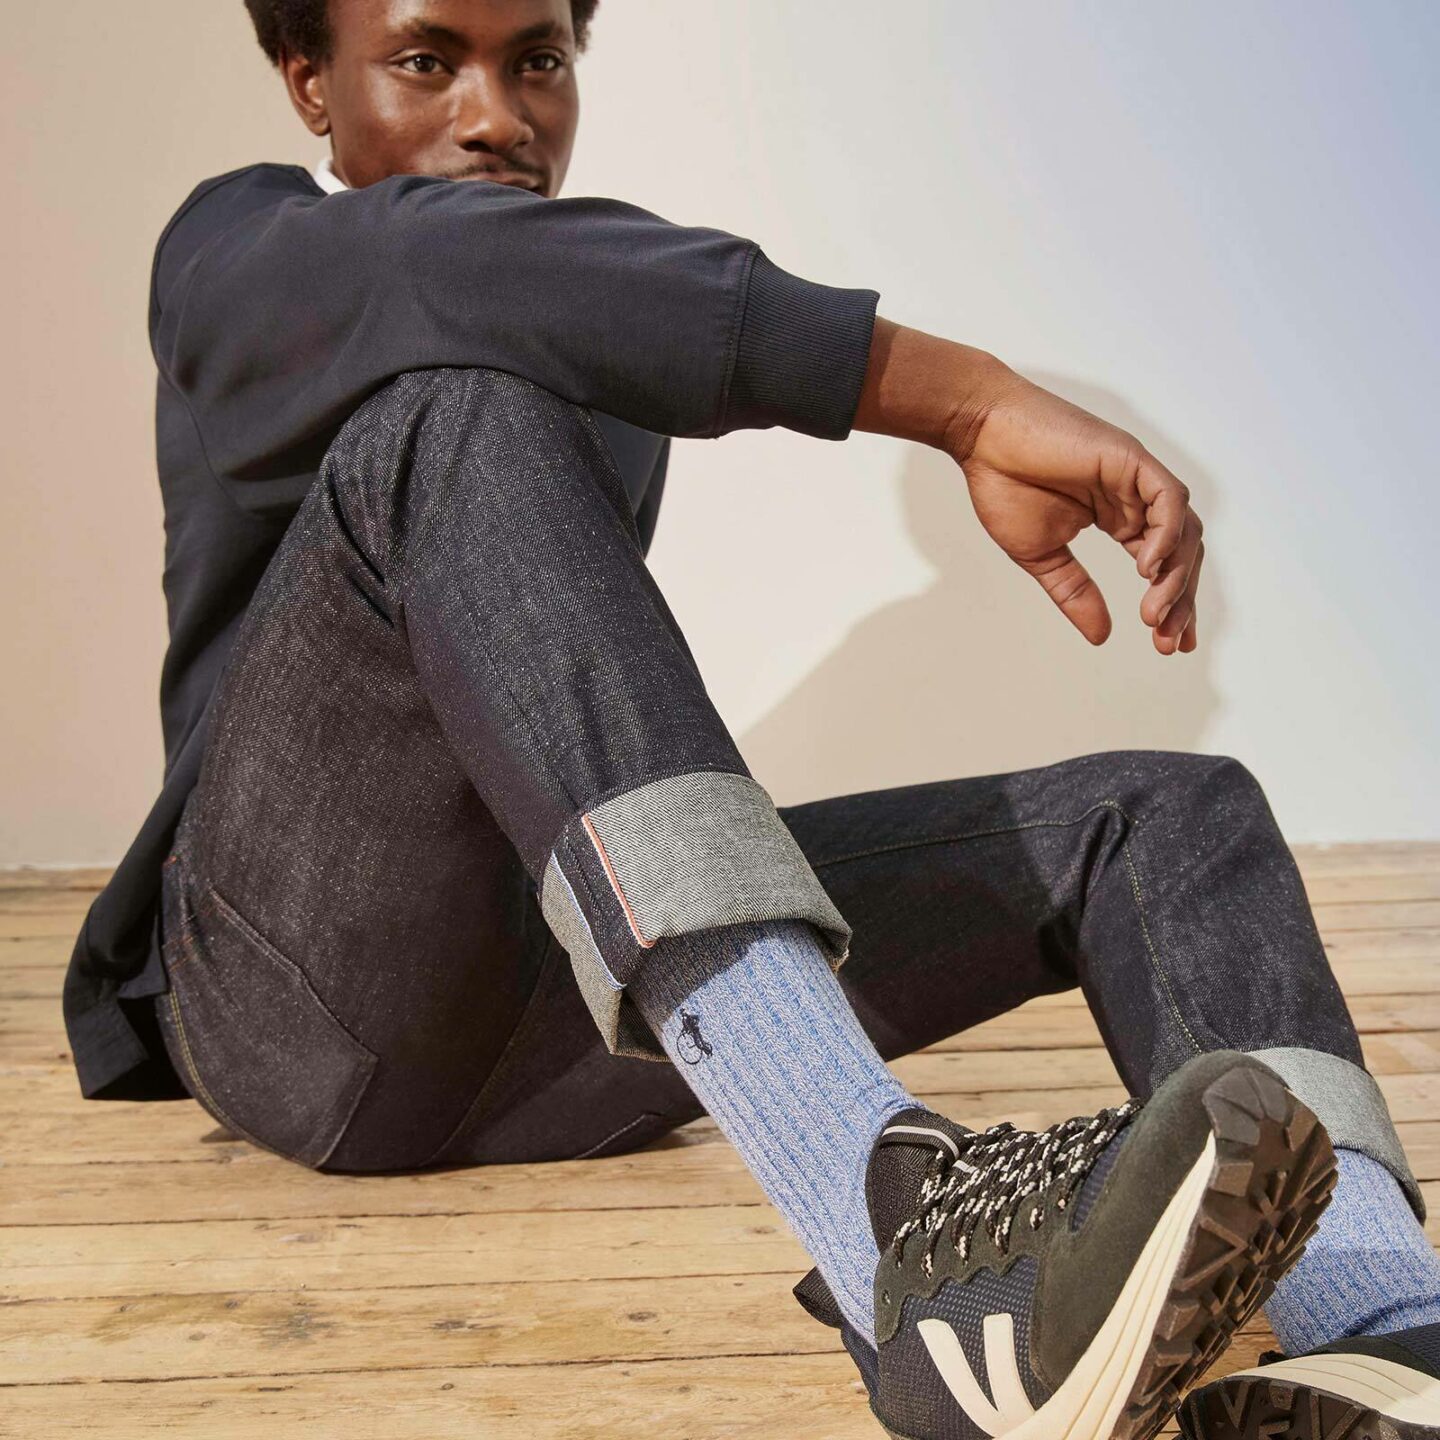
[1153,541,1204,654]
[1133,455,1192,581]
[1140,511,1203,627]
[1112,495,1205,652]
[1016,547,1112,645]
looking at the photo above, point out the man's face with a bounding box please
[289,0,580,197]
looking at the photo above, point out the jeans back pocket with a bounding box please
[161,872,378,1170]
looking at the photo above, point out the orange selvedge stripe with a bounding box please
[580,812,656,949]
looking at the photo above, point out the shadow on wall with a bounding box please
[741,375,1226,806]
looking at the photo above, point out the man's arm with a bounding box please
[151,164,878,499]
[156,165,1202,649]
[854,318,1205,655]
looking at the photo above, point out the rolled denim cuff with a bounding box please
[539,769,852,1061]
[1248,1046,1425,1222]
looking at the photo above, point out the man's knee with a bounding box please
[328,366,574,480]
[322,365,626,558]
[1108,750,1272,828]
[362,365,599,457]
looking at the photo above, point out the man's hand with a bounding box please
[853,318,1203,654]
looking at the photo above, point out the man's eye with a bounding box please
[520,51,567,74]
[397,53,444,75]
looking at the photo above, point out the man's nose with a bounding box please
[453,78,535,154]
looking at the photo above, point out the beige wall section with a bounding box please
[3,1,1436,866]
[2,3,308,867]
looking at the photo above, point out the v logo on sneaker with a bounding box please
[918,1311,1036,1437]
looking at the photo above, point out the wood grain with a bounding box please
[4,846,1438,1437]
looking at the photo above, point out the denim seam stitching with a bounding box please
[203,882,379,1062]
[574,1111,669,1161]
[809,799,1205,1058]
[165,991,278,1159]
[172,896,380,1168]
[1110,810,1204,1057]
[161,863,201,973]
[806,805,1128,870]
[568,837,618,970]
[552,854,623,991]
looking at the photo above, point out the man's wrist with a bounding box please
[853,317,1011,460]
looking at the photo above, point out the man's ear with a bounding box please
[279,49,332,137]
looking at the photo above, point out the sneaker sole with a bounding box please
[1179,1355,1440,1440]
[875,1063,1337,1440]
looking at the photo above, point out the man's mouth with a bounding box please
[454,168,544,192]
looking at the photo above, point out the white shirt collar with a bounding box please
[313,154,350,195]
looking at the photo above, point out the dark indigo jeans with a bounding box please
[154,366,1420,1214]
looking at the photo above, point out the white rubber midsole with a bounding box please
[1004,1132,1218,1440]
[1229,1354,1440,1424]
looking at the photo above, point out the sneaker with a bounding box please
[791,1051,1338,1440]
[1179,1322,1440,1440]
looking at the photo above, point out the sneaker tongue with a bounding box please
[866,1106,974,1250]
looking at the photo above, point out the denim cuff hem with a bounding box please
[539,769,852,1062]
[1247,1045,1425,1222]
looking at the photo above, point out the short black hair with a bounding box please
[243,0,600,67]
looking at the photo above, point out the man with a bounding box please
[63,2,1440,1436]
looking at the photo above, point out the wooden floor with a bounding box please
[2,845,1438,1438]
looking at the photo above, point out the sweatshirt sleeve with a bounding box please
[151,165,879,497]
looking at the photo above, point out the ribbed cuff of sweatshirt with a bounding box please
[720,248,880,441]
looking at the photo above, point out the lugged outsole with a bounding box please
[1114,1065,1338,1440]
[1178,1370,1440,1440]
[876,1063,1338,1440]
[1175,1353,1440,1440]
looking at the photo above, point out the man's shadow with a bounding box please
[739,375,1224,803]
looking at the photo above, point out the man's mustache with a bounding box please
[446,158,546,185]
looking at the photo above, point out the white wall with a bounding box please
[3,0,1436,864]
[573,0,1440,839]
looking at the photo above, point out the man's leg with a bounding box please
[161,361,1262,1417]
[156,364,920,1325]
[614,750,1353,1434]
[158,362,712,1169]
[159,363,1424,1385]
[761,751,1434,1353]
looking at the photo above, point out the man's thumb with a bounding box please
[1014,547,1112,645]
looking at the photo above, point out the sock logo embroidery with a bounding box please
[918,1312,1035,1436]
[677,1008,713,1065]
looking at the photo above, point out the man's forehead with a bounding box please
[336,0,573,45]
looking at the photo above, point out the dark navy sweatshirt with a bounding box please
[62,160,880,1100]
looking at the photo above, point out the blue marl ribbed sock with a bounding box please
[627,917,919,1347]
[1263,1147,1440,1352]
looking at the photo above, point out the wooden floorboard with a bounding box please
[2,842,1438,1436]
